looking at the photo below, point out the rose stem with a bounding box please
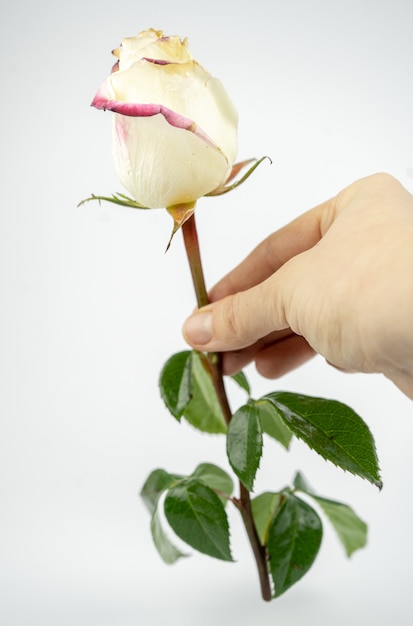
[181,213,272,602]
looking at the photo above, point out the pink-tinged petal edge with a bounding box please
[91,82,223,156]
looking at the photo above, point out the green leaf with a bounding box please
[164,478,233,561]
[159,351,192,420]
[140,468,183,515]
[293,471,367,557]
[292,470,312,493]
[150,506,188,564]
[263,392,382,488]
[312,496,367,557]
[226,404,263,491]
[191,463,234,505]
[159,351,226,433]
[253,399,293,450]
[268,493,323,597]
[141,469,188,564]
[230,370,251,395]
[251,491,282,545]
[183,352,227,434]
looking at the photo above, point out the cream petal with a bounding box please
[112,113,231,208]
[92,94,221,155]
[115,30,192,71]
[109,60,238,162]
[91,78,113,108]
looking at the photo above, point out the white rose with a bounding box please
[92,28,238,209]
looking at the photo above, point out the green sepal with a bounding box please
[263,391,382,488]
[164,478,233,561]
[268,492,323,598]
[78,157,271,209]
[251,491,282,545]
[206,156,271,196]
[226,403,263,491]
[78,192,150,209]
[293,471,368,557]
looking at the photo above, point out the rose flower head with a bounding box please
[92,28,238,210]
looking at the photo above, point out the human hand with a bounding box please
[182,173,413,399]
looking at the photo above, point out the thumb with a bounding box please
[182,270,292,352]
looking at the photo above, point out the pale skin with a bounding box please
[182,173,413,400]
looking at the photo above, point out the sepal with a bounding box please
[77,192,150,209]
[165,202,196,250]
[206,155,271,196]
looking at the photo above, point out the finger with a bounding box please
[220,329,295,375]
[254,335,316,378]
[182,264,296,352]
[182,198,340,354]
[209,201,329,302]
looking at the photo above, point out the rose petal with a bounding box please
[104,58,238,164]
[113,29,192,71]
[92,88,219,151]
[112,113,231,208]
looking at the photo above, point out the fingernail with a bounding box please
[183,312,213,345]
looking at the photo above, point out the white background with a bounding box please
[1,0,413,624]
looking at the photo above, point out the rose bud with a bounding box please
[91,28,238,210]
